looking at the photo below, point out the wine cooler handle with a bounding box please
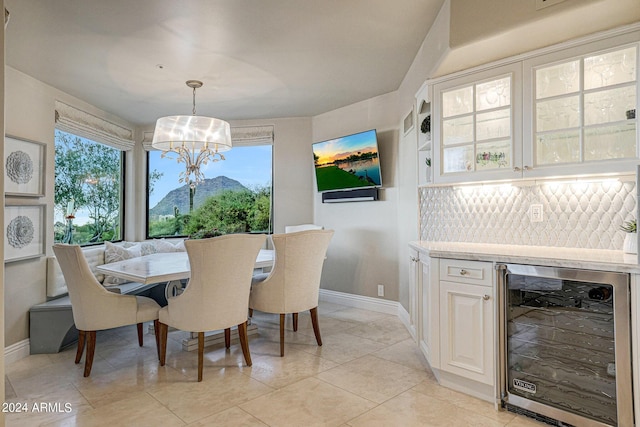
[495,264,508,403]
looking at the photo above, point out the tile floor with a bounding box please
[5,302,546,426]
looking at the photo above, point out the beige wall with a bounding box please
[1,0,6,417]
[312,92,401,301]
[440,0,640,76]
[4,67,137,346]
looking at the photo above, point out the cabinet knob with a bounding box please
[459,269,469,276]
[483,294,490,301]
[513,166,521,172]
[523,165,532,171]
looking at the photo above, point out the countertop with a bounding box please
[409,241,640,274]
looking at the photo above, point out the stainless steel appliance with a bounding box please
[497,264,633,426]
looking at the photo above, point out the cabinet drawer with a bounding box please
[440,259,492,287]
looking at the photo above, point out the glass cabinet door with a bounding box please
[534,45,637,167]
[440,74,515,175]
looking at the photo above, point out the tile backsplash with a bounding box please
[419,177,637,250]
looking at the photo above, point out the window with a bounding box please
[54,129,125,245]
[147,144,273,238]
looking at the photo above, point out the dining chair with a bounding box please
[284,223,324,233]
[249,229,333,356]
[52,244,161,377]
[157,234,266,382]
[282,223,324,330]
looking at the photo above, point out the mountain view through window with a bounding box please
[147,145,273,238]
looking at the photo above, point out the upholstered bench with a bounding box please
[29,241,184,354]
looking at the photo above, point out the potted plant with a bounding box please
[621,219,637,254]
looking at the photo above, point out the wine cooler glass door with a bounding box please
[500,264,632,427]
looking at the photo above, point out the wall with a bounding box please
[1,0,6,417]
[440,0,640,76]
[312,92,400,301]
[4,67,137,346]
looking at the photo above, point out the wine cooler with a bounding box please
[497,264,633,426]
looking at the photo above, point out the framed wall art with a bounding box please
[4,204,45,263]
[4,135,46,197]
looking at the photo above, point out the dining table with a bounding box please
[96,249,274,285]
[96,248,274,351]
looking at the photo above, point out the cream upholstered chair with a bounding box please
[282,223,324,330]
[158,234,265,382]
[52,244,161,377]
[284,223,323,233]
[249,229,333,356]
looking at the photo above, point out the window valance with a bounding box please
[142,124,274,151]
[54,101,135,151]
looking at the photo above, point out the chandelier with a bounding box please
[152,80,232,188]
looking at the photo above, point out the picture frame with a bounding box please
[4,135,46,197]
[4,204,46,263]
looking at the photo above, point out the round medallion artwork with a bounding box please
[6,150,34,184]
[7,215,34,249]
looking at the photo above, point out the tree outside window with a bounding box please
[54,130,124,245]
[147,144,272,238]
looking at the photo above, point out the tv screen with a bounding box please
[312,129,382,192]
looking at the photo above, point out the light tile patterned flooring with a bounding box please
[5,302,546,426]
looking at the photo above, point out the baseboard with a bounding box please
[5,339,30,365]
[319,289,399,315]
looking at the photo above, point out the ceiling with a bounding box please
[5,0,445,126]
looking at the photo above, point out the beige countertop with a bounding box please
[410,241,640,274]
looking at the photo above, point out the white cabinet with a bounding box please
[418,255,438,367]
[432,63,523,184]
[522,34,639,178]
[438,259,494,386]
[428,27,639,185]
[408,249,419,339]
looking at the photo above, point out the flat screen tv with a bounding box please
[312,129,382,192]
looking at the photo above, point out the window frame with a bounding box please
[144,144,274,239]
[53,129,127,246]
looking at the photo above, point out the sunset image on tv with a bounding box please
[312,129,382,192]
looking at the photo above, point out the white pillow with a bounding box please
[154,239,186,253]
[141,241,158,256]
[103,242,141,285]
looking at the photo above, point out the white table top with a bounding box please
[96,249,274,285]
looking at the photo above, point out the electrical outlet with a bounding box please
[530,204,544,223]
[377,284,384,297]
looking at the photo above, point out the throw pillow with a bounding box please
[103,242,141,285]
[154,239,186,253]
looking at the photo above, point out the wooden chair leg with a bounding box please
[292,313,298,332]
[225,328,231,349]
[248,308,253,317]
[137,323,144,347]
[75,330,86,364]
[83,331,97,377]
[198,332,204,382]
[153,319,160,361]
[279,313,285,357]
[310,307,322,346]
[159,322,168,366]
[238,321,252,366]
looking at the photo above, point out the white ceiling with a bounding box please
[5,0,445,126]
